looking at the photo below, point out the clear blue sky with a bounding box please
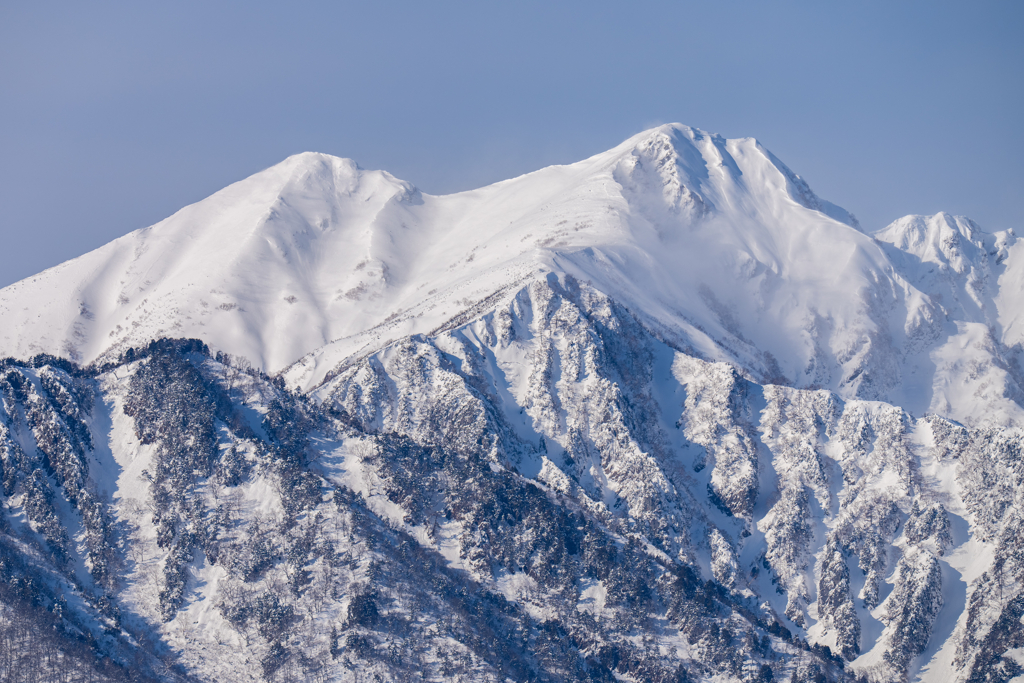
[1,1,1022,288]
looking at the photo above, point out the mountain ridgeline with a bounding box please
[1,125,1023,682]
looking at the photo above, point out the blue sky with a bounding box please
[1,1,1022,288]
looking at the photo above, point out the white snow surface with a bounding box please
[1,123,1022,430]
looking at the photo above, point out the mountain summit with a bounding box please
[2,124,1021,427]
[3,125,1024,683]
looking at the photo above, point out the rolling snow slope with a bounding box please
[2,124,1021,427]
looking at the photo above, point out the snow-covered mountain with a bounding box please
[1,124,1023,683]
[5,124,1022,427]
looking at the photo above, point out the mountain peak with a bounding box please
[3,125,1022,683]
[3,125,1018,428]
[611,123,861,231]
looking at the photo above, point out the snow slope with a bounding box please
[3,125,1024,682]
[3,124,1020,426]
[4,292,1024,682]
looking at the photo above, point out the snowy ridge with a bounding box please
[2,284,1023,681]
[315,275,1024,682]
[4,124,1022,428]
[1,124,1024,682]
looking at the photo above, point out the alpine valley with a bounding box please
[1,124,1023,683]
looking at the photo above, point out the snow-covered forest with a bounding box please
[2,125,1024,682]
